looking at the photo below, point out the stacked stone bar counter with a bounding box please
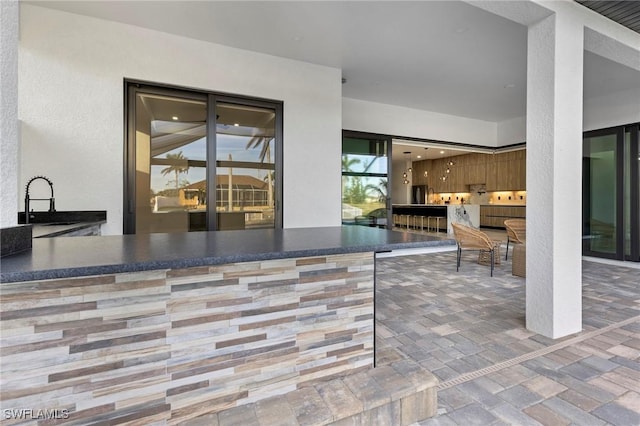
[0,227,452,424]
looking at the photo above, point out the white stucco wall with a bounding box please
[497,116,527,146]
[18,5,342,235]
[496,84,640,146]
[1,0,19,229]
[342,98,497,147]
[584,87,640,132]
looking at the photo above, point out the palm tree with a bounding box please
[161,151,189,194]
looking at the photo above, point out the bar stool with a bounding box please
[429,216,444,233]
[426,216,436,232]
[406,215,414,229]
[396,214,409,229]
[416,215,426,231]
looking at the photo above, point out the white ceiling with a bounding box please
[28,0,640,124]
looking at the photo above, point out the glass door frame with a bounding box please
[209,94,283,231]
[582,123,640,262]
[124,80,283,234]
[627,124,639,261]
[341,130,393,228]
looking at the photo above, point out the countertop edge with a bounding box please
[0,235,455,284]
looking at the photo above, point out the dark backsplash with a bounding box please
[18,210,107,224]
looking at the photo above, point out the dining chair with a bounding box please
[504,219,526,260]
[451,223,499,277]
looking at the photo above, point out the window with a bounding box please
[341,132,391,228]
[125,82,282,233]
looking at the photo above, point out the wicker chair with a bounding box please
[451,223,499,277]
[504,219,526,260]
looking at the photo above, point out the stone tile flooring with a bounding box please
[376,247,640,425]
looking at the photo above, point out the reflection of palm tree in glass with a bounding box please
[342,155,362,204]
[367,178,387,203]
[246,136,274,208]
[161,151,189,194]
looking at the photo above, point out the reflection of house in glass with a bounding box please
[179,175,271,210]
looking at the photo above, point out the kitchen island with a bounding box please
[0,227,451,424]
[392,204,480,233]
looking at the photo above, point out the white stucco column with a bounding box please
[1,0,19,228]
[526,13,583,338]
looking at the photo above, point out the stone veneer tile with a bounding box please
[1,301,97,321]
[1,253,375,424]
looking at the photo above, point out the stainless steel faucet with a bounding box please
[25,176,55,224]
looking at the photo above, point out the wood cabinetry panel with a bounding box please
[480,205,526,227]
[413,150,525,193]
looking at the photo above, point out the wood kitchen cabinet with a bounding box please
[464,153,486,185]
[480,205,526,228]
[413,149,525,193]
[486,151,526,191]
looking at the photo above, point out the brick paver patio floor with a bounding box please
[376,249,640,425]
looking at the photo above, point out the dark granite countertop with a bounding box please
[0,226,455,283]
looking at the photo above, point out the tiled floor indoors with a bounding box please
[376,236,640,426]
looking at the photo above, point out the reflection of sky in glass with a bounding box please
[217,133,274,163]
[159,138,207,161]
[150,135,275,192]
[342,154,387,174]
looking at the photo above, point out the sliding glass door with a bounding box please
[341,131,391,228]
[582,124,639,261]
[125,82,282,234]
[214,100,277,230]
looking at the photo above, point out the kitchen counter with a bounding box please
[0,226,454,283]
[1,226,452,421]
[392,204,480,233]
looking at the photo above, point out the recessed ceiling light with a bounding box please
[172,116,179,120]
[416,155,422,159]
[504,84,516,89]
[234,123,240,127]
[440,150,445,154]
[454,27,469,34]
[292,36,304,42]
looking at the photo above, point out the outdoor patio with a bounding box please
[376,250,640,425]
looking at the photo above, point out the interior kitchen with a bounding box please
[341,137,527,236]
[391,142,526,234]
